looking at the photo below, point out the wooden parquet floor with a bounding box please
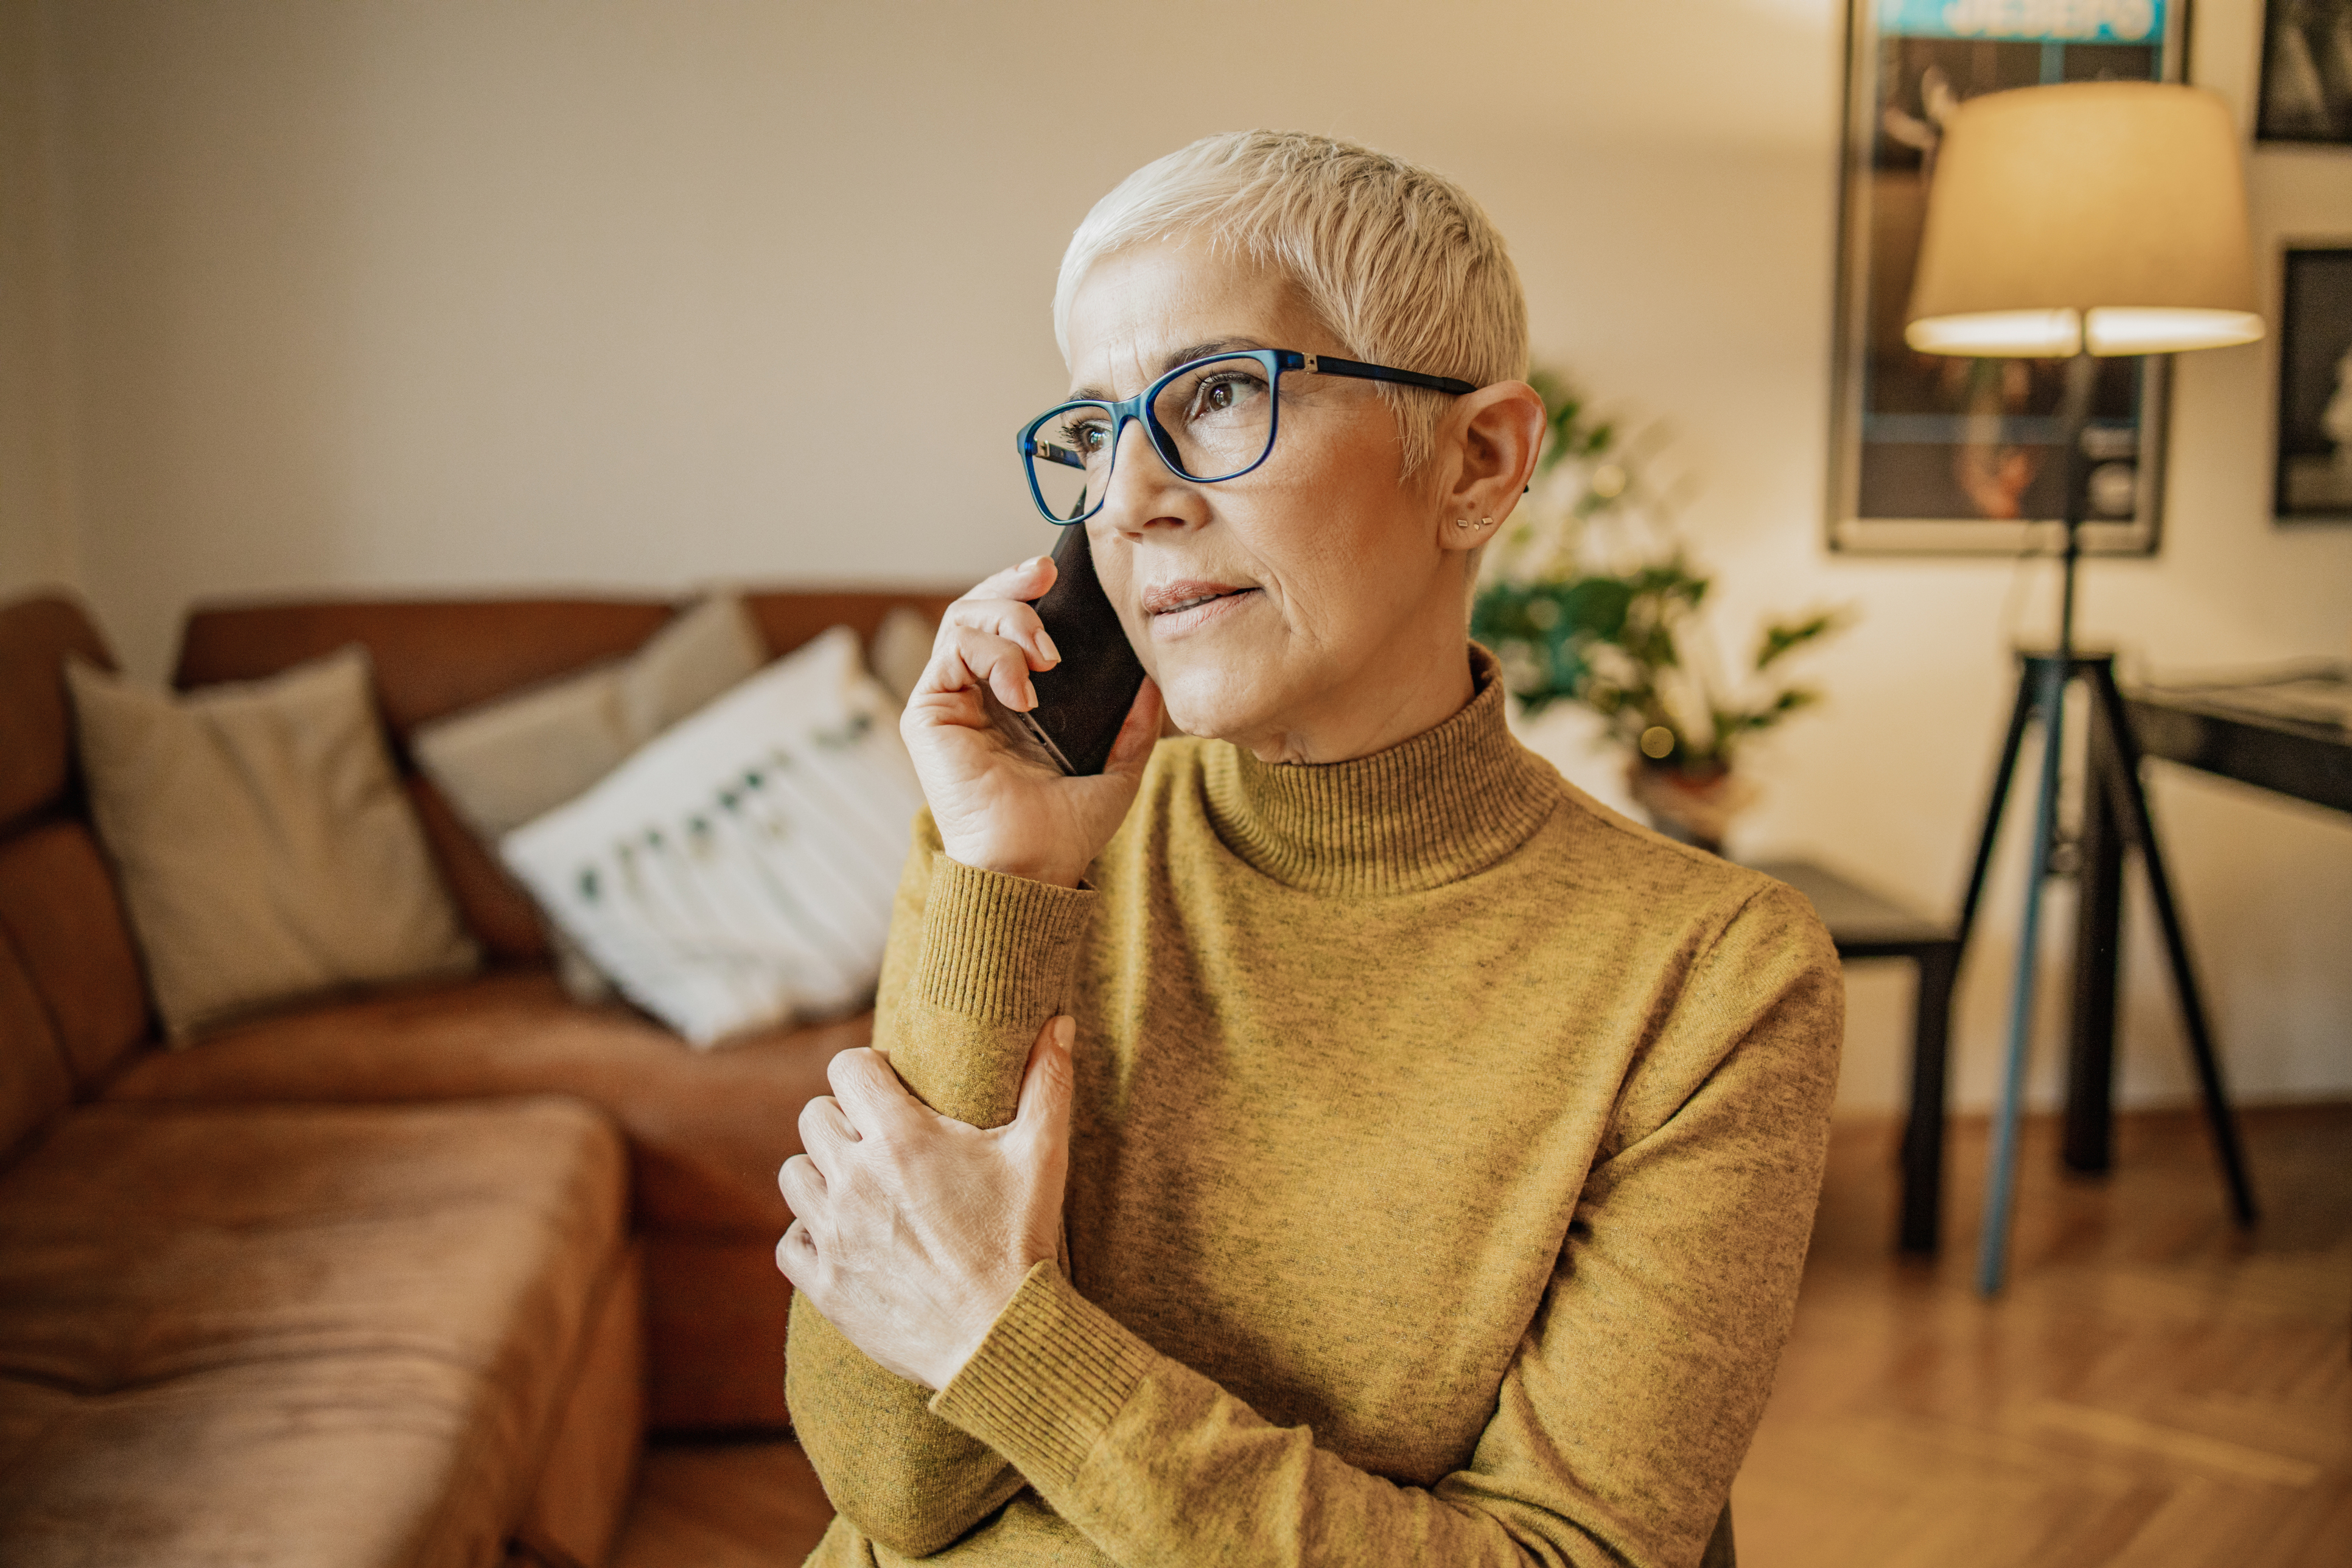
[611,1437,832,1567]
[611,1104,2351,1567]
[1735,1104,2352,1568]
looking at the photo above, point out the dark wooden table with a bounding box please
[1751,859,1961,1253]
[2065,665,2352,1172]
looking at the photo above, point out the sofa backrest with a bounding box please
[0,586,964,1127]
[0,594,156,1132]
[173,590,961,961]
[174,599,678,736]
[0,595,112,830]
[172,592,962,732]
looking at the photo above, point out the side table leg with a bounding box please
[2065,707,2124,1174]
[2088,666,2260,1227]
[1900,942,1959,1253]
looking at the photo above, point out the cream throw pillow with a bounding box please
[68,647,480,1040]
[410,595,769,998]
[500,626,921,1046]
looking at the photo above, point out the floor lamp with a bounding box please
[1902,82,2269,1295]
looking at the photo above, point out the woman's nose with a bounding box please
[1104,418,1205,536]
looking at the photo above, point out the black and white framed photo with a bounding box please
[2258,1,2352,144]
[2276,247,2352,520]
[1828,1,2188,555]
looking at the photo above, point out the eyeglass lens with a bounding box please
[1027,354,1277,522]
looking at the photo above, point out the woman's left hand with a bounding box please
[775,1017,1075,1391]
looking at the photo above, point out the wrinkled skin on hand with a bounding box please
[775,1017,1075,1391]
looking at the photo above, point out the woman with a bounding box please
[777,130,1840,1567]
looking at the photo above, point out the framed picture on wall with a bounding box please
[2258,1,2352,142]
[1828,0,2189,555]
[2276,247,2352,520]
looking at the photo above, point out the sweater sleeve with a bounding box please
[928,881,1842,1568]
[785,810,1099,1558]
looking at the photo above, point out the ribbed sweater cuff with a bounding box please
[911,855,1096,1021]
[930,1261,1155,1490]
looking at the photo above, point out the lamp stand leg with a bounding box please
[1917,659,2038,1258]
[1978,654,2071,1297]
[1956,662,2039,953]
[1978,351,2098,1293]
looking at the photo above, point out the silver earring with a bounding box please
[1454,517,1477,530]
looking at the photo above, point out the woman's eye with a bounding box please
[1188,373,1264,421]
[1060,418,1112,456]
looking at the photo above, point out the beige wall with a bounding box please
[0,0,77,600]
[7,0,2348,1114]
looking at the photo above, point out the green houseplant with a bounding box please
[1472,371,1847,853]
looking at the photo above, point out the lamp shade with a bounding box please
[1905,82,2263,358]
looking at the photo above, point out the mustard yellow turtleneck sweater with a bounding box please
[786,654,1842,1567]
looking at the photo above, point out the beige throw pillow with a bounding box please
[68,647,481,1041]
[412,595,769,843]
[867,604,938,705]
[410,595,769,999]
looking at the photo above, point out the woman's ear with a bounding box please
[1437,382,1546,553]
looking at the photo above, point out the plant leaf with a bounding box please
[1754,610,1847,672]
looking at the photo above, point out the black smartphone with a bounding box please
[992,523,1146,775]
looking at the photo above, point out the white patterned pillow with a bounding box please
[500,626,921,1046]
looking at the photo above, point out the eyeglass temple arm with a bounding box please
[1281,351,1478,397]
[1281,352,1522,491]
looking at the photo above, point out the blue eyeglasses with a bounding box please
[1015,349,1479,526]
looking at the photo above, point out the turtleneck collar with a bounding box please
[1198,645,1561,897]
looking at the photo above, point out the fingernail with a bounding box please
[1055,1017,1076,1049]
[1022,680,1037,711]
[1034,630,1060,664]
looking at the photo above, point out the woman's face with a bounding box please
[1061,237,1487,763]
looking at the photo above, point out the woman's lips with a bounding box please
[1143,581,1260,637]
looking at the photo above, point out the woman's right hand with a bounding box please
[901,554,1163,889]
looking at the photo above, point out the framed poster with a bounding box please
[2275,247,2352,520]
[1829,0,2190,555]
[2258,1,2352,143]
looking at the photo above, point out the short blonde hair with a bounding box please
[1054,130,1528,476]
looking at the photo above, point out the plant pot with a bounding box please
[1625,757,1755,858]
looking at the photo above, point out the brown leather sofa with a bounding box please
[0,587,953,1565]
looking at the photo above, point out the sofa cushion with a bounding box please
[0,933,71,1160]
[415,595,770,1003]
[0,593,113,833]
[67,649,481,1039]
[0,1098,626,1568]
[414,596,768,849]
[516,1244,644,1568]
[102,969,866,1236]
[502,626,920,1046]
[866,603,939,704]
[169,595,957,971]
[0,822,151,1088]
